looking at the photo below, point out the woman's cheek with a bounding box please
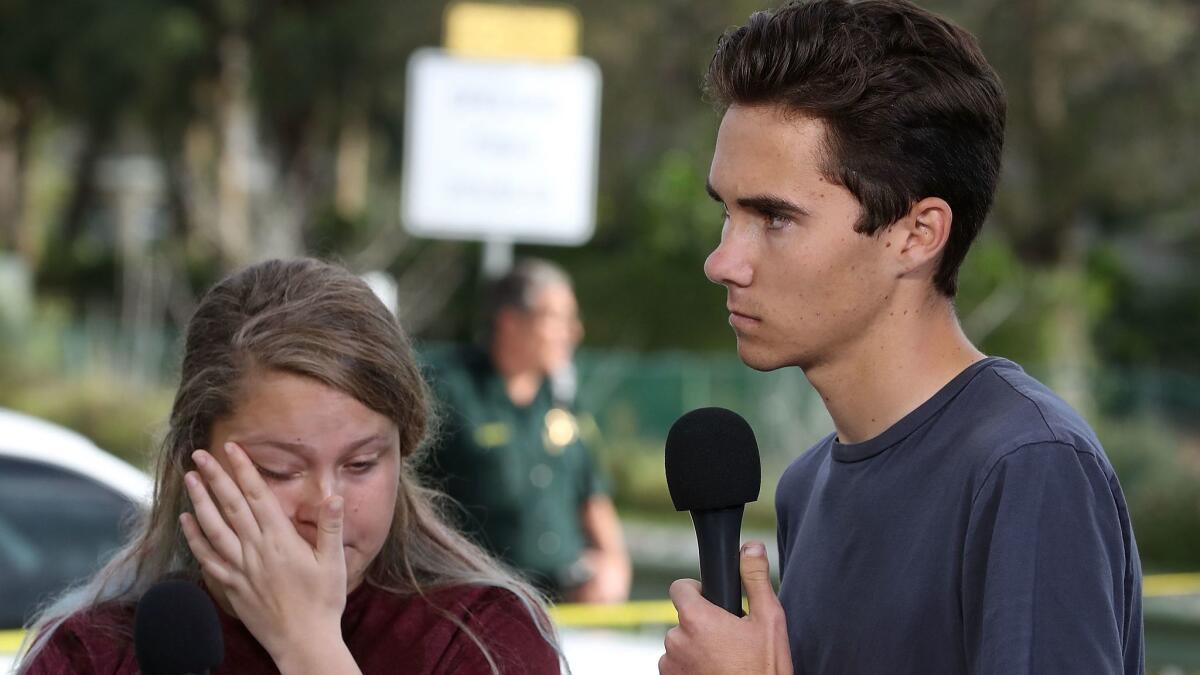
[268,484,302,518]
[361,476,400,540]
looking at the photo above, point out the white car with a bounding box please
[0,408,152,672]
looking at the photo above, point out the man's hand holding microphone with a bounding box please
[659,408,793,675]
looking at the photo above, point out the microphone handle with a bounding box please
[690,504,746,616]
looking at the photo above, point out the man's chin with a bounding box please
[735,340,789,372]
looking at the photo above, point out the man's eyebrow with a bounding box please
[706,180,812,217]
[241,433,388,457]
[736,194,811,218]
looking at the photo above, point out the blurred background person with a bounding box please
[425,258,631,604]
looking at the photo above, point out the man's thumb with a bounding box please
[740,541,777,613]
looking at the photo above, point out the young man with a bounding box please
[660,1,1143,673]
[427,258,631,603]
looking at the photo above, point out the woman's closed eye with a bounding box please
[345,458,379,475]
[255,464,299,482]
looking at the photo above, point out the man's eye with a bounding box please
[764,212,791,230]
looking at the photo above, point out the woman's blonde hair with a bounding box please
[20,258,558,672]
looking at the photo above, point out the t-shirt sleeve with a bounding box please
[961,441,1137,675]
[434,588,561,675]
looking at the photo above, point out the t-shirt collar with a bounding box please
[830,357,1009,463]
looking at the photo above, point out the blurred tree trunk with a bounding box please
[335,105,370,220]
[59,123,110,254]
[1016,0,1095,414]
[0,97,32,262]
[214,33,255,267]
[179,120,217,257]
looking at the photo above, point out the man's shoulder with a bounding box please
[952,358,1110,474]
[967,359,1102,445]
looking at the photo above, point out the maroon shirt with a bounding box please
[24,583,560,674]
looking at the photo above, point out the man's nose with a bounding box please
[704,223,754,288]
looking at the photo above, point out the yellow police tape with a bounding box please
[0,629,23,653]
[548,573,1200,628]
[1142,572,1200,599]
[2,573,1198,654]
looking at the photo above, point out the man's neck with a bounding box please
[805,295,985,445]
[490,343,544,407]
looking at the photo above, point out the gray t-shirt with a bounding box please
[776,357,1143,674]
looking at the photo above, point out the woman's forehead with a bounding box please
[217,371,397,447]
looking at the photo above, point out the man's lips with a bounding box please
[727,307,761,330]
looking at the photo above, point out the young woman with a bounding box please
[19,258,561,674]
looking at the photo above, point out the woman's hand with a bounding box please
[179,442,359,674]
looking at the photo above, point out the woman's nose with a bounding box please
[295,472,340,526]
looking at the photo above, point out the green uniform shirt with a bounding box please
[424,346,607,593]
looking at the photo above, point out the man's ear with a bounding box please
[493,306,522,340]
[889,197,952,276]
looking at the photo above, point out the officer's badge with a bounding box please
[543,408,578,455]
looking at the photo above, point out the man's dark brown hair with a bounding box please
[706,0,1006,297]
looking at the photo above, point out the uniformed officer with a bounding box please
[426,259,631,603]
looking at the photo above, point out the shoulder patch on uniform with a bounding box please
[474,422,510,449]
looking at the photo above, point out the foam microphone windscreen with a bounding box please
[665,407,761,511]
[135,579,224,675]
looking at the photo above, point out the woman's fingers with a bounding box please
[192,449,262,541]
[180,512,236,587]
[184,469,245,566]
[221,442,295,537]
[317,496,346,570]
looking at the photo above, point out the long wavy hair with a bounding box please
[20,258,558,672]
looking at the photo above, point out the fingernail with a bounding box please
[184,472,199,487]
[191,451,206,466]
[742,541,765,557]
[329,496,344,516]
[224,442,240,458]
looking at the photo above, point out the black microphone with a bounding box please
[665,407,761,615]
[134,579,224,675]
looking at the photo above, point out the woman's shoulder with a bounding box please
[359,582,548,630]
[22,602,137,674]
[425,583,538,612]
[389,583,559,674]
[434,584,559,674]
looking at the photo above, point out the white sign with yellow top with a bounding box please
[401,2,600,246]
